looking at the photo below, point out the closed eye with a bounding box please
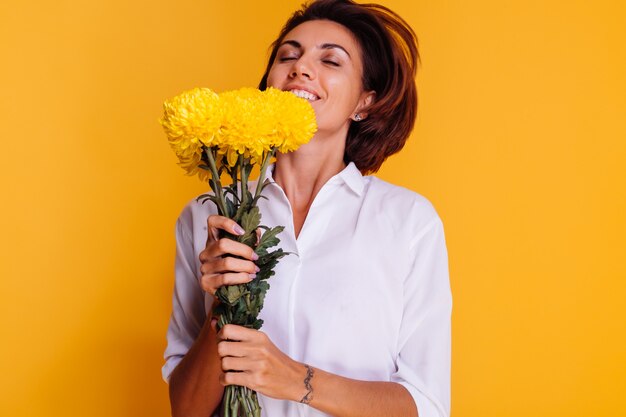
[323,60,340,67]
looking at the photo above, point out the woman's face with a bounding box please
[266,20,373,138]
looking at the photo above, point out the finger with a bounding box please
[218,324,257,343]
[217,340,249,357]
[221,356,249,372]
[213,257,259,275]
[199,249,260,274]
[206,238,258,261]
[199,272,256,294]
[206,215,245,243]
[206,217,220,243]
[220,370,249,388]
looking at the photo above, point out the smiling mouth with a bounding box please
[289,89,320,102]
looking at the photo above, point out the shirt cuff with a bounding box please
[395,379,446,417]
[161,356,183,384]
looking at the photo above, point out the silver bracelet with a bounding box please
[299,364,315,404]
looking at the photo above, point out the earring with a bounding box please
[354,113,362,121]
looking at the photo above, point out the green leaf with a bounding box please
[208,177,219,194]
[200,196,220,207]
[225,197,235,218]
[233,297,248,319]
[260,180,273,192]
[240,206,261,234]
[252,194,269,206]
[215,287,229,306]
[226,284,246,304]
[196,193,215,203]
[213,301,227,317]
[244,161,254,179]
[245,189,254,206]
[233,200,248,225]
[256,226,284,253]
[248,277,268,290]
[223,185,238,200]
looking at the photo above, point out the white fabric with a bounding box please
[162,161,452,417]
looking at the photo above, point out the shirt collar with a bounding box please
[265,161,365,197]
[337,161,365,196]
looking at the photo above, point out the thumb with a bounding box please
[210,317,218,333]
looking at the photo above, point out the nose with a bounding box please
[290,57,315,80]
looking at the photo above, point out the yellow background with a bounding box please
[1,0,624,416]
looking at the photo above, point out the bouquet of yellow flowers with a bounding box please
[160,87,317,417]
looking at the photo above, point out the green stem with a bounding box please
[232,159,239,206]
[205,147,229,216]
[251,389,261,417]
[232,386,240,416]
[240,387,253,417]
[223,385,231,417]
[218,314,228,330]
[254,148,276,200]
[239,153,248,208]
[254,393,261,417]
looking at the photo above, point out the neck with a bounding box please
[273,133,347,212]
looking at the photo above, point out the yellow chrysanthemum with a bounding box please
[160,87,222,175]
[261,87,317,153]
[215,87,317,167]
[177,152,212,182]
[217,88,272,165]
[161,86,317,175]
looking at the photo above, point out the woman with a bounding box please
[162,1,452,416]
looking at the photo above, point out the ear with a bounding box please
[352,90,376,121]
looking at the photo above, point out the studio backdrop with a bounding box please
[1,1,624,416]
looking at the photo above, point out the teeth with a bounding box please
[290,89,318,101]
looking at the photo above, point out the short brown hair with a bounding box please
[259,0,419,174]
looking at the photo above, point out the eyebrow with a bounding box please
[279,40,352,59]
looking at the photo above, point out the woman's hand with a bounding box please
[198,215,260,295]
[217,324,307,401]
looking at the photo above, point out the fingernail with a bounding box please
[255,266,260,273]
[233,224,245,235]
[248,273,257,280]
[252,252,259,261]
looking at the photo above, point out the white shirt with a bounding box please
[162,161,452,417]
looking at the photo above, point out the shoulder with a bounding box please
[363,175,443,240]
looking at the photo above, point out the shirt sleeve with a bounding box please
[389,215,453,417]
[161,211,207,383]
